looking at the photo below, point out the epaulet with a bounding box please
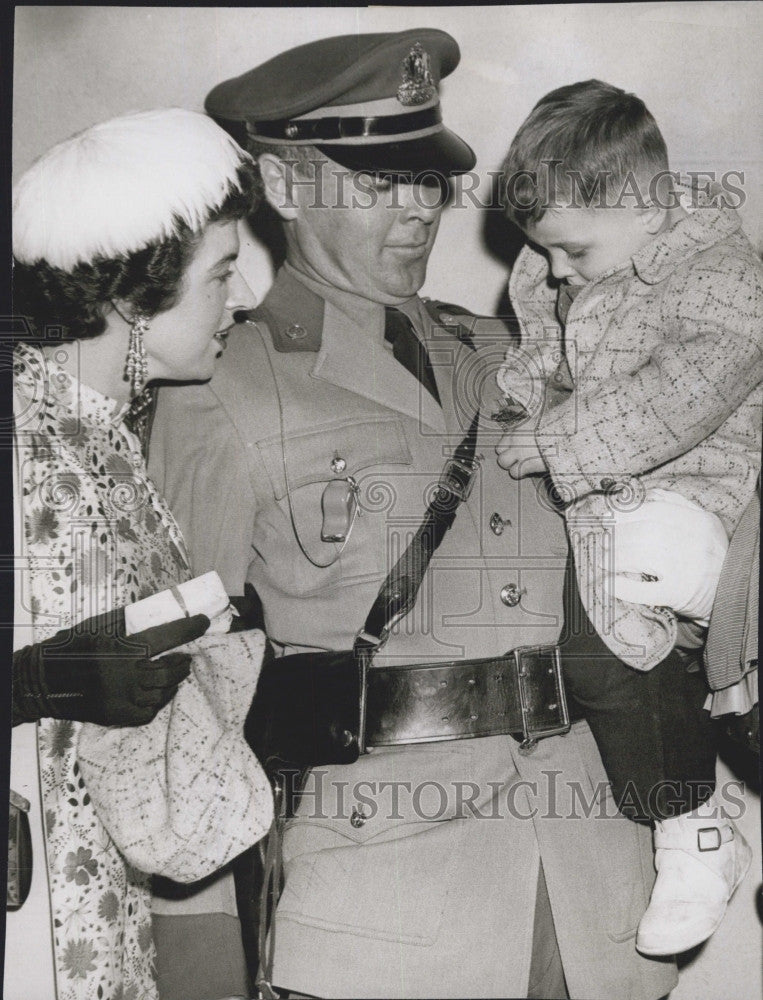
[426,298,521,346]
[422,298,477,351]
[234,299,322,353]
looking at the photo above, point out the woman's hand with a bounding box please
[13,610,209,727]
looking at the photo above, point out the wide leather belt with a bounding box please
[246,642,573,772]
[362,644,571,754]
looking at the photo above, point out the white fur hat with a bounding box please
[13,108,252,271]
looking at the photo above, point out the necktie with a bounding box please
[384,307,441,405]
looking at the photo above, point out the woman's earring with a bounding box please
[125,315,149,397]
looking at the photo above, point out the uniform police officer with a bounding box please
[149,29,678,1000]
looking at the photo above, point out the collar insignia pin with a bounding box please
[397,43,435,106]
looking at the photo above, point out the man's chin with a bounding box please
[378,268,429,302]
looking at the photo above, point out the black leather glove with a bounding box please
[12,609,210,727]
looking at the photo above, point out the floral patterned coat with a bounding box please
[11,342,192,1000]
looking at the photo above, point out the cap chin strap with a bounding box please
[247,105,441,143]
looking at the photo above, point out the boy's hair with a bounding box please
[501,79,669,226]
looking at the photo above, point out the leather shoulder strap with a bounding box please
[357,408,479,654]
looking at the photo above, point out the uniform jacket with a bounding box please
[507,190,763,669]
[149,264,676,1000]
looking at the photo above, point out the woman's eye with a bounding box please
[217,269,234,283]
[566,249,586,260]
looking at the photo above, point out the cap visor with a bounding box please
[314,127,475,178]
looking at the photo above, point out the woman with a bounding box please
[10,108,272,1000]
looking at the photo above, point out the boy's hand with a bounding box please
[496,432,547,479]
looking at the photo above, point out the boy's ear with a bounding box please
[640,200,665,236]
[258,153,299,221]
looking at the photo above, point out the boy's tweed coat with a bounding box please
[507,189,763,669]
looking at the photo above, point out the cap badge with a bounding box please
[397,43,436,106]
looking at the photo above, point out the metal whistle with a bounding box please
[321,477,359,543]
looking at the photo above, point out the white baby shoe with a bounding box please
[636,795,752,955]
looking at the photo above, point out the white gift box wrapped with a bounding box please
[124,570,235,636]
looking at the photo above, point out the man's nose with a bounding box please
[225,265,258,313]
[401,179,445,221]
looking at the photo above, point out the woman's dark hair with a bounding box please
[13,159,258,342]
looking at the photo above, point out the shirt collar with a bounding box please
[284,261,383,336]
[268,262,425,348]
[393,295,430,336]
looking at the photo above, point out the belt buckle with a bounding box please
[439,456,480,503]
[514,645,571,753]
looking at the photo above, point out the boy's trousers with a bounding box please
[560,557,717,822]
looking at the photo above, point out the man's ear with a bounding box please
[258,153,299,221]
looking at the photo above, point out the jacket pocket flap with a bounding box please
[256,417,412,502]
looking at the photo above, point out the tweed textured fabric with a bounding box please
[504,188,763,669]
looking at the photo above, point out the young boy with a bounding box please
[495,80,762,956]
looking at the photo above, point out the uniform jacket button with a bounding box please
[285,322,307,340]
[500,583,524,607]
[331,455,347,474]
[490,512,511,535]
[350,807,368,828]
[600,477,616,490]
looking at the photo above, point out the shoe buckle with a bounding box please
[697,826,722,851]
